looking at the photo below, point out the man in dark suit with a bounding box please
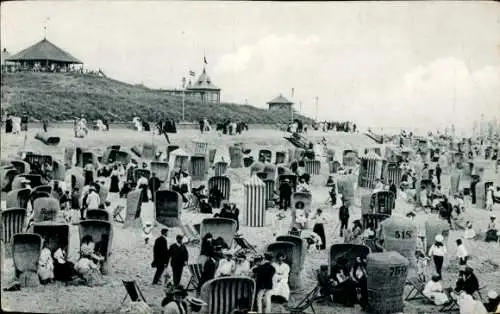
[197,255,217,294]
[279,179,292,210]
[152,228,170,285]
[169,234,189,287]
[253,253,276,313]
[148,172,161,202]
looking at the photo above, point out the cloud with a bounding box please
[354,57,500,133]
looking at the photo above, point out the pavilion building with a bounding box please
[163,67,221,104]
[5,38,83,72]
[267,94,294,111]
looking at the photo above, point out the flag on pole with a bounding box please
[204,56,207,65]
[291,88,295,98]
[189,70,195,77]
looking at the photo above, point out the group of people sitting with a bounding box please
[421,265,500,313]
[317,256,368,309]
[32,234,107,288]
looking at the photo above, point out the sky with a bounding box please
[1,1,499,132]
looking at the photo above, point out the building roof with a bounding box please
[6,38,83,64]
[1,48,12,65]
[186,68,220,91]
[267,94,293,105]
[361,151,382,160]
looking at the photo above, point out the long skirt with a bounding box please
[313,223,326,250]
[82,268,105,287]
[54,260,75,281]
[140,186,149,203]
[84,171,94,186]
[109,175,120,193]
[270,279,290,302]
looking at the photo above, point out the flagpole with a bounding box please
[315,96,319,122]
[291,88,295,122]
[182,82,185,122]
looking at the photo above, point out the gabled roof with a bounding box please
[267,94,293,104]
[6,38,83,64]
[187,68,220,91]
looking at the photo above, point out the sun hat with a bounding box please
[435,234,444,243]
[186,296,207,306]
[488,290,498,299]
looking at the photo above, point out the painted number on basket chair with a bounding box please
[389,266,406,277]
[394,230,412,239]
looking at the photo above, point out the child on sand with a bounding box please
[142,221,154,244]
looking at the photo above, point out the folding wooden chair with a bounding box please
[187,224,201,242]
[285,285,321,314]
[186,263,204,291]
[181,224,200,245]
[121,280,147,304]
[404,277,435,304]
[113,205,125,223]
[233,236,258,254]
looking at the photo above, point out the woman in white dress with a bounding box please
[234,252,251,276]
[423,275,449,305]
[38,241,54,284]
[486,186,494,211]
[294,207,308,230]
[270,253,291,312]
[272,208,287,237]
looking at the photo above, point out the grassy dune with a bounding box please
[1,72,311,124]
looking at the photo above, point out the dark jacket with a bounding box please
[253,262,276,290]
[435,166,442,177]
[279,182,292,197]
[389,184,397,198]
[339,205,350,220]
[148,176,161,194]
[152,236,169,267]
[198,257,217,291]
[169,242,188,268]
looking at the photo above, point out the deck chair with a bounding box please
[440,285,487,312]
[285,285,321,314]
[186,263,204,291]
[233,236,258,254]
[405,277,435,304]
[121,280,147,304]
[181,224,200,245]
[113,205,125,223]
[187,224,201,241]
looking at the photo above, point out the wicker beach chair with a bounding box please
[199,276,256,314]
